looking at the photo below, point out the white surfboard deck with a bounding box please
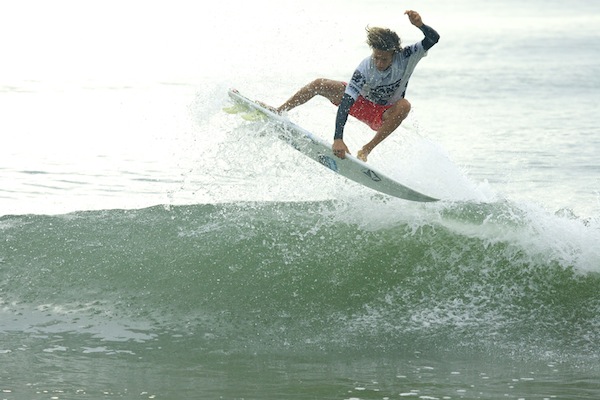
[227,88,438,203]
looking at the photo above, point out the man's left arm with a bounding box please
[404,10,440,51]
[419,24,440,51]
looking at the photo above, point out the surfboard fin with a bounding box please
[223,103,266,121]
[222,104,247,114]
[240,110,266,121]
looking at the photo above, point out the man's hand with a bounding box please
[404,10,423,27]
[332,139,350,159]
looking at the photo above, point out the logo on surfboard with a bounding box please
[362,169,382,182]
[318,154,338,172]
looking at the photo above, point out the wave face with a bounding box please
[2,200,599,363]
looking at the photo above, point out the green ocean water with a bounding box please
[1,201,599,398]
[1,0,600,398]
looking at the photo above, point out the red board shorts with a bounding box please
[333,84,393,131]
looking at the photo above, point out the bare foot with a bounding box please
[357,149,369,162]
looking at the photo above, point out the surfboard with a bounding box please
[227,88,438,202]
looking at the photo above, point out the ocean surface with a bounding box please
[1,0,599,399]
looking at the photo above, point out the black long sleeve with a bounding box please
[420,24,440,51]
[333,93,355,140]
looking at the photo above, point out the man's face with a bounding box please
[372,49,394,71]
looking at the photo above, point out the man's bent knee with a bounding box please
[384,98,411,122]
[309,78,332,92]
[394,98,411,116]
[309,78,344,103]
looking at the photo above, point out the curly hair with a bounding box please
[366,26,401,52]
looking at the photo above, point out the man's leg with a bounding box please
[277,79,346,113]
[358,98,411,162]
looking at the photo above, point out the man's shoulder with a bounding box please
[357,55,373,69]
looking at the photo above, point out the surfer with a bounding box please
[270,10,439,162]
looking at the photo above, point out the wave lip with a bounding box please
[1,201,599,360]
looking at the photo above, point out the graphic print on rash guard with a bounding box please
[345,42,428,106]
